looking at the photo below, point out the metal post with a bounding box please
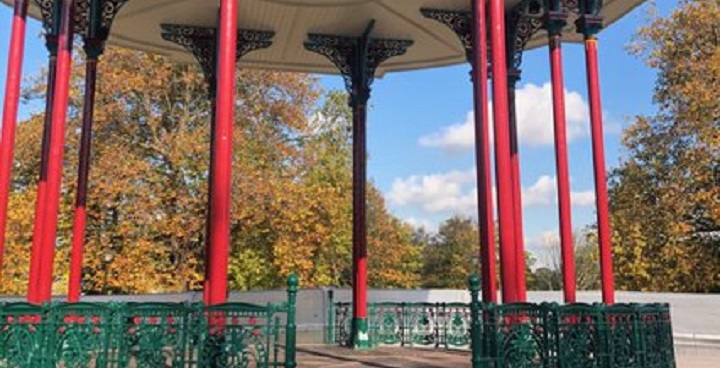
[489,0,518,303]
[546,6,576,303]
[68,55,98,302]
[577,7,615,304]
[204,92,216,305]
[468,275,482,368]
[352,87,370,349]
[0,0,29,281]
[508,69,527,302]
[203,17,220,306]
[208,0,238,305]
[471,0,498,304]
[327,289,335,344]
[28,28,60,303]
[305,28,412,348]
[285,274,298,368]
[68,0,110,302]
[37,0,75,303]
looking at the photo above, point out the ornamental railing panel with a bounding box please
[554,303,604,368]
[333,302,473,350]
[606,304,643,368]
[327,297,676,368]
[0,303,45,367]
[488,303,551,368]
[117,302,197,367]
[199,303,286,368]
[370,302,404,346]
[0,276,298,368]
[333,302,352,347]
[47,302,117,368]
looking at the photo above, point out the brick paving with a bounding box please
[296,346,720,368]
[297,346,471,368]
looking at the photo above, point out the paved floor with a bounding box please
[676,346,720,368]
[297,346,471,368]
[297,346,719,368]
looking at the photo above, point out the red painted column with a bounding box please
[489,0,518,303]
[28,38,58,303]
[584,35,615,304]
[507,70,527,301]
[208,0,238,305]
[0,0,29,280]
[37,0,75,303]
[471,0,497,303]
[204,91,217,305]
[352,100,368,336]
[68,53,100,303]
[547,11,576,303]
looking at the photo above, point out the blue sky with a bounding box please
[0,1,675,257]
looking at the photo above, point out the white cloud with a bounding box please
[404,217,437,232]
[388,171,596,218]
[388,170,478,215]
[418,83,592,152]
[523,175,557,206]
[526,231,561,250]
[571,191,597,207]
[523,175,596,207]
[418,112,478,153]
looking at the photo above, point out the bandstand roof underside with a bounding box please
[4,0,645,76]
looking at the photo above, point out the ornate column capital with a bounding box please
[575,0,605,38]
[161,24,275,91]
[35,0,130,58]
[304,29,412,108]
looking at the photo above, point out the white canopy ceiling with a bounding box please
[4,0,645,76]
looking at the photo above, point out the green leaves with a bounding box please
[610,0,720,293]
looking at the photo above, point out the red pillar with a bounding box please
[352,100,369,343]
[208,0,238,305]
[68,51,100,302]
[488,0,518,303]
[28,39,58,303]
[203,96,216,305]
[37,0,75,303]
[507,70,527,301]
[0,0,29,281]
[583,34,615,304]
[471,0,497,303]
[547,11,576,303]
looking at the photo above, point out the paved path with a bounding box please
[297,346,718,368]
[297,346,471,368]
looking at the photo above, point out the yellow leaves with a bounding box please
[609,0,719,292]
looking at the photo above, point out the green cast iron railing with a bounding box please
[0,275,298,368]
[331,301,472,349]
[328,284,676,368]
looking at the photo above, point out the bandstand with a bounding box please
[0,1,676,367]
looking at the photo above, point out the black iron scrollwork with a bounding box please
[420,8,474,63]
[161,24,275,89]
[305,32,412,107]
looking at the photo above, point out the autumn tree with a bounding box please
[609,0,719,292]
[421,216,478,289]
[0,47,421,295]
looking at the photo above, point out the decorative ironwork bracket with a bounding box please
[506,0,545,70]
[161,24,275,91]
[421,3,541,73]
[34,0,129,57]
[420,8,476,64]
[304,21,413,108]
